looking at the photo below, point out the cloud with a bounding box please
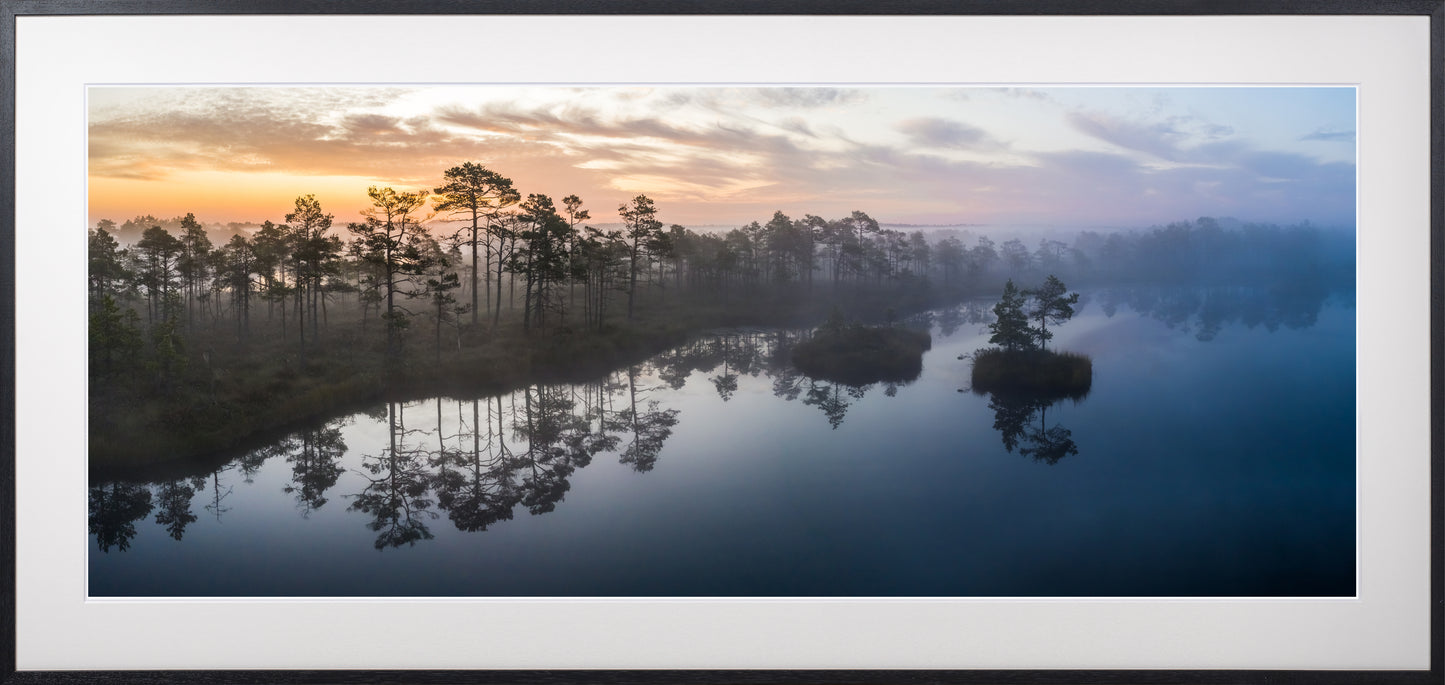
[895,117,1003,150]
[1067,110,1240,160]
[1067,110,1188,161]
[999,88,1054,103]
[87,86,1356,228]
[89,92,527,187]
[776,117,817,138]
[1199,122,1235,139]
[1299,128,1355,143]
[746,87,866,108]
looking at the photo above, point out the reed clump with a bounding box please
[791,321,931,386]
[970,347,1092,399]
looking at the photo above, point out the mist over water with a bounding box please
[85,84,1361,599]
[90,282,1354,597]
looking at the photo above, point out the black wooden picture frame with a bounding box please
[2,1,1440,683]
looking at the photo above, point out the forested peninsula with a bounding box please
[88,162,1352,470]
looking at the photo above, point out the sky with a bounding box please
[87,85,1356,230]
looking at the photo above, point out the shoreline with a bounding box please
[89,291,936,479]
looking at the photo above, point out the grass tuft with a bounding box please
[970,347,1093,399]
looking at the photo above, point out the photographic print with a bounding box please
[86,84,1357,598]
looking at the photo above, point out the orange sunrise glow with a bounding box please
[88,85,1356,232]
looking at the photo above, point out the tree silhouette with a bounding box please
[618,195,664,321]
[987,279,1034,352]
[432,163,519,327]
[512,194,573,332]
[803,380,867,430]
[560,194,591,319]
[283,423,348,515]
[202,467,234,522]
[609,366,680,472]
[134,225,182,326]
[349,401,437,549]
[710,335,741,402]
[176,213,213,330]
[89,294,142,381]
[347,187,433,356]
[510,387,593,513]
[1027,275,1080,351]
[988,392,1038,454]
[1000,238,1030,273]
[251,220,293,338]
[286,194,342,355]
[152,478,199,541]
[433,397,523,532]
[984,391,1082,465]
[88,225,130,302]
[420,240,463,362]
[217,234,258,341]
[89,482,154,553]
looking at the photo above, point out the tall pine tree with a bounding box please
[988,279,1034,352]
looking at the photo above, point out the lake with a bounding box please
[89,284,1356,597]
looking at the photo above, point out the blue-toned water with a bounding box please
[89,285,1355,596]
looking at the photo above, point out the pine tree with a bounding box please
[1027,274,1080,351]
[618,195,663,321]
[347,186,433,356]
[432,163,518,327]
[988,279,1034,352]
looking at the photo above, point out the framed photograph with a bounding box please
[5,1,1439,683]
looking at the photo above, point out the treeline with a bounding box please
[87,160,1351,464]
[89,161,999,401]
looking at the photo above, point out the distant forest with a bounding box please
[88,162,1354,467]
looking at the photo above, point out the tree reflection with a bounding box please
[284,421,348,515]
[803,379,869,430]
[513,386,591,513]
[610,366,681,473]
[349,401,436,549]
[203,467,233,522]
[709,334,741,401]
[433,397,521,532]
[329,368,686,544]
[90,317,974,552]
[1097,283,1334,340]
[653,338,724,390]
[152,478,198,540]
[983,390,1084,465]
[767,330,809,401]
[89,482,154,552]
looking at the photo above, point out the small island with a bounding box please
[971,348,1092,397]
[792,313,932,386]
[970,275,1092,397]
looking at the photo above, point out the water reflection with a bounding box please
[88,330,911,552]
[152,479,198,540]
[284,424,348,515]
[984,391,1083,465]
[612,367,680,473]
[202,467,233,522]
[927,300,994,338]
[431,397,519,533]
[88,482,153,552]
[804,381,866,430]
[1096,282,1336,341]
[976,369,1086,465]
[90,286,1342,553]
[349,401,437,549]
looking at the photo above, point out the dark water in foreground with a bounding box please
[90,285,1356,597]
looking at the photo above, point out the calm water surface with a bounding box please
[89,285,1355,596]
